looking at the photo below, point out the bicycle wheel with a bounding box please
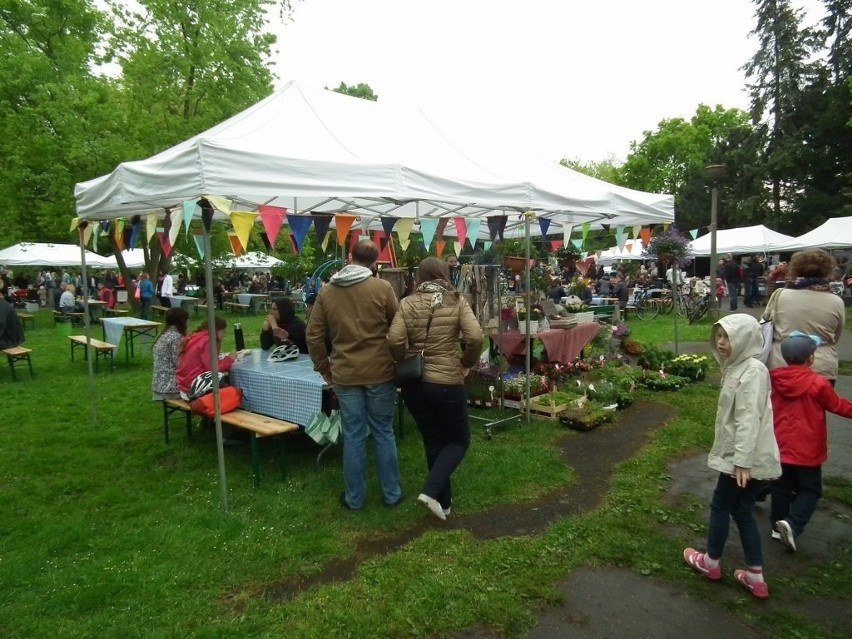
[676,294,694,317]
[635,298,659,320]
[688,300,708,324]
[658,293,674,314]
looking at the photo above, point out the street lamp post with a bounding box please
[705,164,727,307]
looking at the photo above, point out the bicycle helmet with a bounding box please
[188,371,227,400]
[267,341,300,363]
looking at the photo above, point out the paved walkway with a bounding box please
[524,312,852,638]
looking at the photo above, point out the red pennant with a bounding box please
[228,233,243,257]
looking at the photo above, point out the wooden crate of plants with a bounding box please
[521,396,570,421]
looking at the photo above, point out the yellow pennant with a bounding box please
[230,211,258,251]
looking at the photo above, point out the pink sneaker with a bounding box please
[683,548,721,581]
[734,569,769,599]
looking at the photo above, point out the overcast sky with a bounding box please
[269,0,824,163]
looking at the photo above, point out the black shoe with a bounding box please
[339,492,359,511]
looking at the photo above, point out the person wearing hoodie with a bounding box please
[176,316,238,398]
[683,314,781,600]
[307,240,403,511]
[260,298,307,352]
[768,332,852,553]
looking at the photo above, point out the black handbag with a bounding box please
[393,308,434,386]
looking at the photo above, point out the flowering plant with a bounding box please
[664,354,709,381]
[643,226,692,264]
[502,373,549,396]
[611,321,630,339]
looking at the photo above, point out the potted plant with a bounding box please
[502,373,549,400]
[643,226,692,271]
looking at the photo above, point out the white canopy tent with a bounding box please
[215,251,283,270]
[690,225,795,256]
[771,216,852,251]
[596,240,647,265]
[75,81,673,228]
[0,242,113,268]
[101,249,147,269]
[74,81,675,512]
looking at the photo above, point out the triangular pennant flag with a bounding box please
[92,223,100,252]
[374,231,389,254]
[550,240,561,251]
[689,228,699,239]
[419,218,439,250]
[205,195,232,215]
[465,219,481,248]
[258,232,273,251]
[114,219,126,251]
[639,227,652,246]
[228,232,242,257]
[69,218,81,232]
[286,214,313,254]
[259,205,287,247]
[625,241,634,252]
[538,217,552,236]
[633,224,642,239]
[129,221,140,249]
[581,252,589,259]
[311,214,332,247]
[192,229,205,259]
[615,226,626,251]
[486,216,508,241]
[396,218,414,250]
[454,241,462,257]
[454,218,467,248]
[662,223,670,231]
[157,229,172,257]
[82,224,94,247]
[199,199,214,233]
[581,222,591,240]
[182,199,197,236]
[601,223,611,232]
[168,208,182,247]
[230,211,258,252]
[562,223,574,248]
[288,230,298,254]
[435,218,448,239]
[484,241,492,251]
[147,213,158,244]
[381,217,397,239]
[435,239,446,257]
[334,214,356,247]
[360,217,370,235]
[321,231,331,252]
[571,238,583,250]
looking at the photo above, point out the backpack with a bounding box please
[189,386,243,418]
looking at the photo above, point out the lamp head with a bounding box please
[705,164,728,183]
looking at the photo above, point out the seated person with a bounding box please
[260,298,307,352]
[59,284,82,313]
[547,278,567,304]
[176,316,238,399]
[0,285,25,349]
[151,307,189,400]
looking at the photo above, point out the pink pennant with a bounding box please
[454,218,467,247]
[258,205,286,247]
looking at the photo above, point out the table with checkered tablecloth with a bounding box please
[229,352,327,427]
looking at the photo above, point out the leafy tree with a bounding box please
[560,157,624,184]
[743,0,816,218]
[329,81,378,101]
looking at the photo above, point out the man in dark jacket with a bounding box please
[0,285,25,350]
[721,254,741,311]
[307,240,402,511]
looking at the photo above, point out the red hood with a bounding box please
[770,365,814,399]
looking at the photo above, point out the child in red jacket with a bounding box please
[769,332,852,552]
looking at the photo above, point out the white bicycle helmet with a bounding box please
[188,371,227,400]
[267,341,300,363]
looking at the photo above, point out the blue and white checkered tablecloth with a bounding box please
[236,293,266,306]
[229,352,326,426]
[102,317,159,351]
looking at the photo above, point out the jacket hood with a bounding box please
[711,313,763,367]
[770,365,813,399]
[330,265,374,288]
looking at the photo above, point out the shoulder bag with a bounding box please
[393,306,434,386]
[758,288,782,364]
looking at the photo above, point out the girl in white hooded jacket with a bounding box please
[683,314,781,599]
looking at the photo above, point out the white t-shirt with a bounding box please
[161,274,174,297]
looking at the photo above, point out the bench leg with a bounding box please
[163,402,171,444]
[250,433,261,488]
[7,356,17,381]
[277,437,287,481]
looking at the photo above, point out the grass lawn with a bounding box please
[0,307,848,638]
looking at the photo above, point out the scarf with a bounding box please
[788,277,830,292]
[416,279,455,311]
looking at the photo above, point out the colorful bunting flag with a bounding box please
[147,213,158,244]
[615,226,626,251]
[562,223,574,248]
[689,228,699,239]
[192,229,205,259]
[465,219,481,248]
[435,218,448,239]
[538,217,551,237]
[230,211,258,252]
[335,214,356,247]
[435,239,446,257]
[205,195,232,216]
[454,218,467,248]
[114,219,126,251]
[486,215,507,241]
[168,208,182,248]
[453,241,462,257]
[258,206,286,247]
[157,227,172,257]
[396,218,414,250]
[286,214,313,255]
[311,214,332,248]
[227,232,242,257]
[420,219,439,250]
[182,199,197,235]
[581,222,591,241]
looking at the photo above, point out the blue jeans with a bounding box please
[726,281,738,310]
[140,297,152,320]
[402,383,470,510]
[707,473,765,566]
[334,382,401,509]
[769,464,822,538]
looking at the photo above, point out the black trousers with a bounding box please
[402,382,470,510]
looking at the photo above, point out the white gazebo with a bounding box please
[0,242,113,268]
[690,225,795,256]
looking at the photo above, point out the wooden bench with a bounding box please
[53,310,85,327]
[69,335,118,372]
[224,301,251,314]
[592,304,616,323]
[17,312,35,331]
[3,346,33,381]
[151,305,170,318]
[194,303,208,317]
[221,410,300,486]
[104,308,129,317]
[161,400,299,486]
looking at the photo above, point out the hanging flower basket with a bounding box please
[643,227,692,265]
[504,256,527,274]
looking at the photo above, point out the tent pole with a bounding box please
[523,212,531,425]
[79,227,99,429]
[202,220,229,514]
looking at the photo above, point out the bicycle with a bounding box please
[687,290,712,324]
[632,287,660,320]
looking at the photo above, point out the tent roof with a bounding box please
[0,242,112,268]
[216,251,283,270]
[771,216,852,251]
[74,81,673,229]
[690,225,795,256]
[596,240,646,265]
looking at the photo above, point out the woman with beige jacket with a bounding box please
[388,257,483,520]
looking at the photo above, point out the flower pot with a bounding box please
[504,256,526,274]
[527,320,539,334]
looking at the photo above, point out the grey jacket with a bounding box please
[708,314,780,480]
